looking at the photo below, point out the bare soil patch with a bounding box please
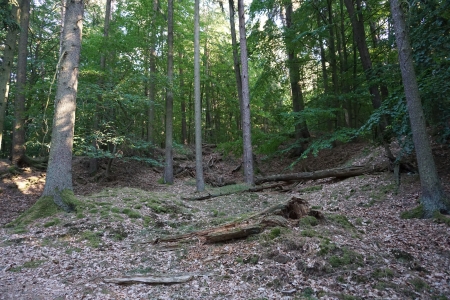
[0,142,449,299]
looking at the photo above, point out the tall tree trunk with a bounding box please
[42,0,84,211]
[228,0,243,131]
[0,2,20,152]
[194,0,205,192]
[148,0,158,146]
[237,0,254,185]
[285,1,310,155]
[89,0,111,175]
[390,0,450,217]
[326,0,338,130]
[12,0,30,166]
[343,0,384,114]
[163,0,174,184]
[179,51,187,145]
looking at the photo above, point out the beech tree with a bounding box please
[42,0,84,211]
[11,0,30,165]
[194,0,205,192]
[163,0,174,184]
[238,0,254,185]
[390,0,450,218]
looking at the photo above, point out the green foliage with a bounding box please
[80,230,103,248]
[268,227,282,239]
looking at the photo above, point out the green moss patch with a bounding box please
[6,189,84,228]
[43,218,61,228]
[400,205,424,219]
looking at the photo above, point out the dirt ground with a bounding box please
[0,141,449,299]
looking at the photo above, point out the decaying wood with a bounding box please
[181,183,287,201]
[104,274,193,284]
[154,196,322,244]
[255,164,388,185]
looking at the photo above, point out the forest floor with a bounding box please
[0,141,449,299]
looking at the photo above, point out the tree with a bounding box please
[11,0,30,165]
[42,0,84,211]
[237,0,254,185]
[228,0,243,131]
[0,1,20,152]
[390,0,450,218]
[285,0,310,155]
[163,0,174,184]
[194,0,205,192]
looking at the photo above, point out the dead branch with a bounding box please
[104,274,193,284]
[255,164,388,185]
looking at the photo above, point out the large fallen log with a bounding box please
[255,164,387,185]
[153,196,323,244]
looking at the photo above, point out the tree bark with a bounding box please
[11,0,30,165]
[163,0,174,184]
[0,2,20,152]
[344,0,388,133]
[194,0,205,192]
[237,0,254,185]
[147,0,158,147]
[228,0,243,131]
[285,1,310,155]
[42,0,84,211]
[390,0,450,217]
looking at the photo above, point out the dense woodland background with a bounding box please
[0,0,448,164]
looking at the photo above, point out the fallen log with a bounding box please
[153,196,323,244]
[255,164,388,185]
[104,274,193,284]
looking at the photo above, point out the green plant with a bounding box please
[409,277,429,292]
[122,208,141,219]
[268,227,282,239]
[80,230,103,248]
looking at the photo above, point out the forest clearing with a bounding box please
[1,142,449,299]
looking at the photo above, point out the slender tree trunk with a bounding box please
[228,0,243,131]
[164,0,174,184]
[42,0,84,211]
[237,0,254,185]
[285,1,310,155]
[148,0,158,146]
[194,0,205,192]
[89,0,111,175]
[390,0,450,217]
[343,0,383,110]
[12,0,30,165]
[0,3,20,152]
[179,51,187,145]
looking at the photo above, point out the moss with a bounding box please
[268,227,282,239]
[319,239,336,255]
[122,208,141,219]
[110,207,121,213]
[44,218,60,228]
[433,211,450,226]
[298,215,319,227]
[400,205,424,219]
[328,214,354,229]
[371,268,394,279]
[301,229,318,237]
[7,189,84,228]
[409,277,429,292]
[328,248,359,268]
[80,230,103,248]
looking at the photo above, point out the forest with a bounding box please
[0,0,450,298]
